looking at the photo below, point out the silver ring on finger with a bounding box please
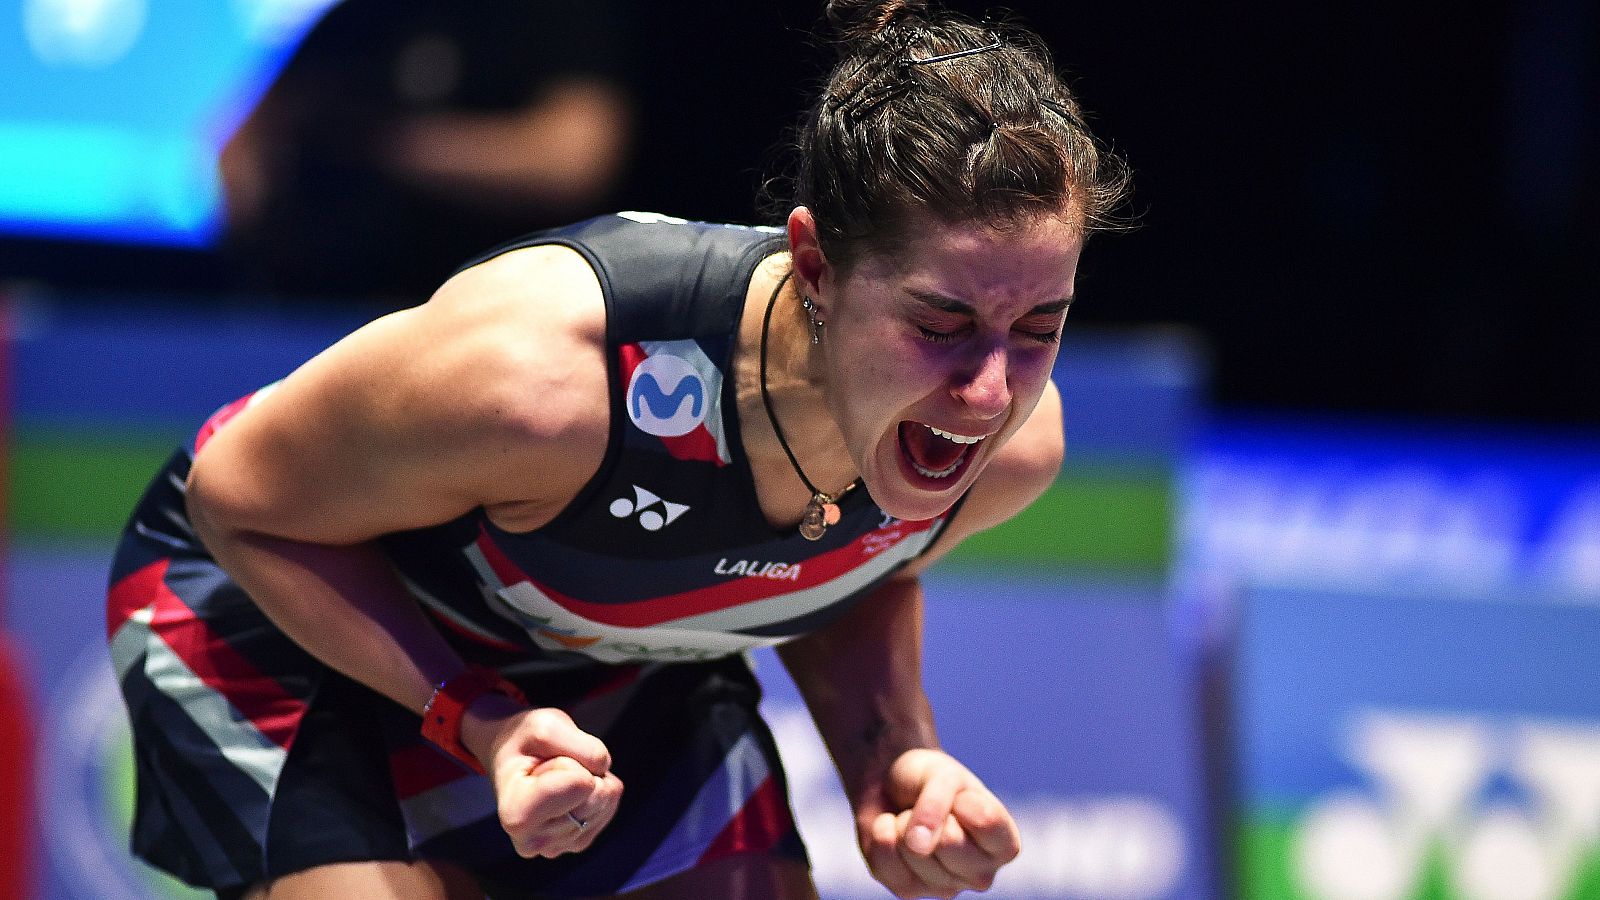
[567,811,587,831]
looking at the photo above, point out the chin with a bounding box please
[873,491,963,524]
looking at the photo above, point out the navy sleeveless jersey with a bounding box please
[374,212,961,668]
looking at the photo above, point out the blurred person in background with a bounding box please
[218,0,634,304]
[108,1,1128,898]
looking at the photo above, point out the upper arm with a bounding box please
[187,245,612,545]
[900,381,1064,576]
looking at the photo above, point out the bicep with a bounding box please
[188,248,611,545]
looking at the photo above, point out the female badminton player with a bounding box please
[106,1,1128,897]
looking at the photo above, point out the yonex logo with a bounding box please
[610,485,690,531]
[1293,710,1600,900]
[627,352,707,437]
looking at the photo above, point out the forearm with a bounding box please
[197,520,466,718]
[778,575,939,806]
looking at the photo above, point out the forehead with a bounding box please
[853,213,1082,307]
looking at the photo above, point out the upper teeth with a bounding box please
[929,426,986,445]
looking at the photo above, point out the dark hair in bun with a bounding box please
[775,1,1129,270]
[824,0,929,45]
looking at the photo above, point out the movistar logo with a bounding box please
[627,352,707,437]
[634,373,703,420]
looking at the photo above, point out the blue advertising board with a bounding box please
[1180,415,1600,599]
[1231,582,1600,900]
[1179,415,1600,900]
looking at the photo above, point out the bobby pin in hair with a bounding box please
[902,35,1002,67]
[828,35,1003,124]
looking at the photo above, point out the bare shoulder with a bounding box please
[902,382,1064,575]
[421,245,613,528]
[418,245,609,437]
[188,244,612,542]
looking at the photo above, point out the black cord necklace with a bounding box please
[759,270,858,540]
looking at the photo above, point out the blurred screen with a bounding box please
[0,0,336,247]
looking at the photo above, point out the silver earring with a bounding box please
[801,296,824,345]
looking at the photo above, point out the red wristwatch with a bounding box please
[420,665,528,774]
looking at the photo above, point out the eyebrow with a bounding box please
[907,289,1073,316]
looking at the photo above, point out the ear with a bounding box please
[786,207,833,315]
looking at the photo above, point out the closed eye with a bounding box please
[918,325,967,344]
[908,289,1070,346]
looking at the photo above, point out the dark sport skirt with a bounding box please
[106,450,807,898]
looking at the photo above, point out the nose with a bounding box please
[950,340,1011,419]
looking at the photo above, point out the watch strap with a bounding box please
[420,665,528,775]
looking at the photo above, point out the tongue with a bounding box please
[901,422,966,471]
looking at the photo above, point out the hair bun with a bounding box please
[825,0,929,42]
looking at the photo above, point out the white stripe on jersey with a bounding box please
[397,773,498,849]
[618,730,771,892]
[465,521,944,664]
[114,608,289,800]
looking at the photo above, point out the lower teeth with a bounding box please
[912,451,965,479]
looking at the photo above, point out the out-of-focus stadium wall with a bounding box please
[1181,416,1600,900]
[2,294,39,900]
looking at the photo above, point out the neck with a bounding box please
[737,256,857,505]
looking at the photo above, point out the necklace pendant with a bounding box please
[800,494,831,540]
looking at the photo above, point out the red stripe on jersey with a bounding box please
[144,575,307,749]
[475,528,533,588]
[503,519,939,629]
[389,742,476,799]
[658,426,724,467]
[107,558,168,640]
[698,774,792,863]
[618,343,646,387]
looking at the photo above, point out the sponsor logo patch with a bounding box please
[610,485,691,531]
[714,558,803,582]
[627,352,707,437]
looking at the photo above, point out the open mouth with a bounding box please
[897,421,988,483]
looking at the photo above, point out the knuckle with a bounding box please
[527,711,560,744]
[965,808,1001,833]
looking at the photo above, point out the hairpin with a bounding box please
[902,35,1003,67]
[828,35,1004,124]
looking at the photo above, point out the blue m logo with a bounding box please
[627,352,708,437]
[632,373,704,422]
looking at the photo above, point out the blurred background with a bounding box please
[3,1,1597,898]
